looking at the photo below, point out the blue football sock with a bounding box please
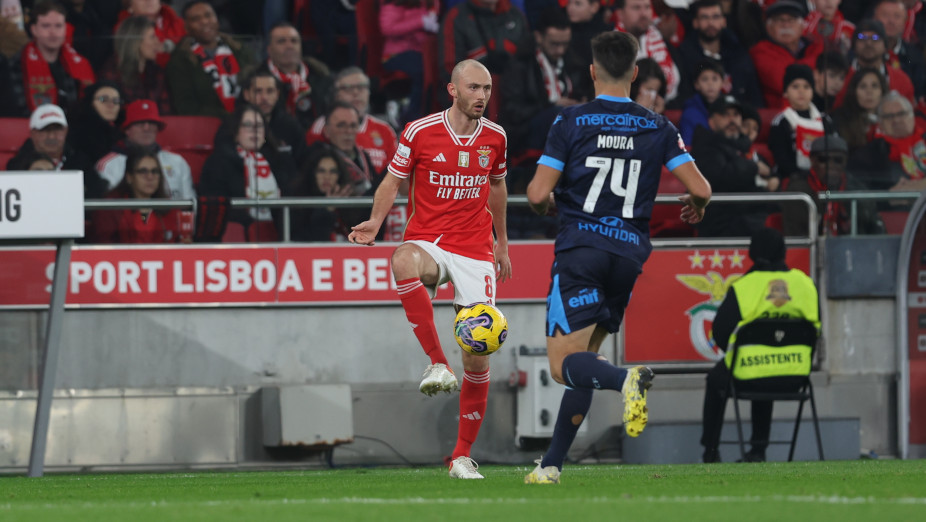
[561,351,627,390]
[541,386,593,470]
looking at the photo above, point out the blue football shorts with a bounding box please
[545,247,642,336]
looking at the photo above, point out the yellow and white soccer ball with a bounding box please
[453,302,508,356]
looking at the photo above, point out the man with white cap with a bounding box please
[96,99,196,201]
[6,103,105,197]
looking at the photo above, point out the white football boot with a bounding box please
[448,456,484,479]
[419,363,459,396]
[524,458,560,484]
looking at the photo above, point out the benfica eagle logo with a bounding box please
[674,249,747,360]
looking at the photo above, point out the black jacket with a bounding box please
[0,52,84,117]
[690,126,769,237]
[198,140,295,229]
[68,87,124,166]
[6,138,106,198]
[678,29,764,109]
[500,46,585,154]
[568,11,611,99]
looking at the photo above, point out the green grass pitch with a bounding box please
[1,460,924,521]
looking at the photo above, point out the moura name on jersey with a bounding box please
[538,95,693,267]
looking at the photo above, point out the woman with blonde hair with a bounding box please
[101,15,172,115]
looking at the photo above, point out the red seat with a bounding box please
[650,205,696,237]
[222,222,246,243]
[651,167,696,238]
[657,166,686,193]
[220,221,279,243]
[159,116,220,184]
[158,116,222,152]
[765,212,784,232]
[0,151,17,170]
[166,147,210,185]
[0,117,30,149]
[757,108,779,144]
[0,118,30,169]
[663,109,682,126]
[248,221,278,242]
[753,142,774,167]
[880,210,910,235]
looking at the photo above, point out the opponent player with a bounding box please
[523,31,712,484]
[348,59,512,480]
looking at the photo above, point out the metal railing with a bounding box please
[85,192,826,243]
[86,190,926,242]
[820,191,920,236]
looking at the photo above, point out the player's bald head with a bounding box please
[451,59,490,85]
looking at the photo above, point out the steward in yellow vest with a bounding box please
[722,268,820,380]
[700,227,820,463]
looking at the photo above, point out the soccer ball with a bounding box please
[453,303,508,356]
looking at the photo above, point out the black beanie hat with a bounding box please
[740,102,761,127]
[749,227,787,264]
[782,63,814,93]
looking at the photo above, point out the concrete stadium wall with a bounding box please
[0,291,898,470]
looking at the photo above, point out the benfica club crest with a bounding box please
[623,248,810,365]
[477,149,491,168]
[674,250,746,361]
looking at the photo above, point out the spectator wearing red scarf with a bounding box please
[803,0,856,54]
[615,0,684,105]
[873,0,926,102]
[258,21,331,131]
[852,92,926,192]
[165,0,254,117]
[0,0,95,117]
[199,103,293,232]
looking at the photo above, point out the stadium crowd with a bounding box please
[1,0,925,243]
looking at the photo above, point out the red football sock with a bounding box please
[396,278,448,366]
[452,369,490,460]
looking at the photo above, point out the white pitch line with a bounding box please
[2,495,926,511]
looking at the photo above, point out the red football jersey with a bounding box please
[388,110,507,262]
[307,114,398,173]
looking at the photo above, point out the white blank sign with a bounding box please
[0,171,85,239]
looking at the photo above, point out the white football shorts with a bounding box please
[404,239,496,307]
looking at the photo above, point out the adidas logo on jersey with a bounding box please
[462,411,482,420]
[432,153,447,162]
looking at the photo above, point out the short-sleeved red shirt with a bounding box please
[388,110,507,261]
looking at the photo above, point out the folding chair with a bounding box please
[724,318,824,461]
